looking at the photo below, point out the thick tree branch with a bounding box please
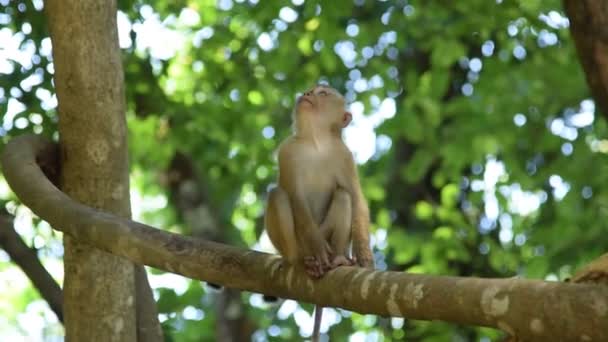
[2,134,607,341]
[564,0,608,118]
[0,213,63,322]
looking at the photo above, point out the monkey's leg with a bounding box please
[320,188,353,268]
[265,187,298,263]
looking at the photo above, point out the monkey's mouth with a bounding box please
[298,97,314,106]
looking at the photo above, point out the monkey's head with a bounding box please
[294,85,352,135]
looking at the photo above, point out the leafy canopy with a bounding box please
[0,0,603,340]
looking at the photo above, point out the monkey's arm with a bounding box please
[278,146,331,267]
[342,156,374,268]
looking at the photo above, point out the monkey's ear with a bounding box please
[342,112,352,127]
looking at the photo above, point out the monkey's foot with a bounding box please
[356,257,374,268]
[304,256,327,278]
[331,255,355,268]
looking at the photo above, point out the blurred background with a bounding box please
[0,0,606,341]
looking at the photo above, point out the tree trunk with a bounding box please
[45,1,161,340]
[564,0,608,118]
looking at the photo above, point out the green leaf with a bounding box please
[415,201,434,221]
[431,40,466,68]
[403,148,435,183]
[401,112,425,143]
[441,183,460,208]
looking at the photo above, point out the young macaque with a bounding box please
[265,85,373,341]
[265,85,374,279]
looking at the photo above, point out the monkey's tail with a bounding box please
[312,305,323,342]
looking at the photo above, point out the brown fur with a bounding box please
[265,85,374,341]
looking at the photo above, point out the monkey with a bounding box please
[264,84,374,341]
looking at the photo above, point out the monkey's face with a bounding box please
[296,86,352,130]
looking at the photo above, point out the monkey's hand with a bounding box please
[303,231,332,278]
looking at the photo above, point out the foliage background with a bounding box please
[0,0,605,340]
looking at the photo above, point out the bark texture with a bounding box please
[564,0,608,118]
[44,1,161,340]
[3,134,608,342]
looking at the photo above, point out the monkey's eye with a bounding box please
[318,90,328,96]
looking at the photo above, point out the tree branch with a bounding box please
[572,253,608,285]
[2,134,607,341]
[167,152,253,340]
[0,212,63,322]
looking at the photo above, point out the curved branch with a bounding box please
[2,134,607,341]
[0,213,63,322]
